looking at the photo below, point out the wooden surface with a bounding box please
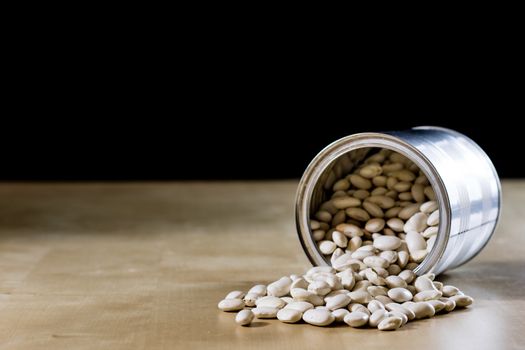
[0,181,524,350]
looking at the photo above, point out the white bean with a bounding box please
[369,309,388,327]
[404,212,428,233]
[248,284,267,295]
[277,308,303,323]
[267,276,292,297]
[398,204,420,220]
[411,183,425,202]
[360,164,383,179]
[406,231,427,252]
[344,311,369,327]
[218,298,244,312]
[422,226,438,238]
[413,290,442,302]
[346,207,371,221]
[406,302,435,319]
[450,295,474,307]
[442,285,460,297]
[319,240,337,255]
[255,296,286,309]
[332,231,348,248]
[303,309,335,326]
[284,301,314,313]
[365,218,385,233]
[373,235,401,251]
[385,303,415,321]
[349,174,373,190]
[235,310,254,326]
[225,290,245,299]
[332,196,361,209]
[387,288,413,303]
[363,256,389,269]
[347,290,373,304]
[414,276,439,293]
[427,210,439,226]
[332,308,350,322]
[420,200,438,213]
[326,294,351,310]
[333,179,350,191]
[378,316,403,331]
[385,276,407,289]
[252,307,279,318]
[243,293,260,307]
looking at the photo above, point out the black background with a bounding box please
[3,12,523,180]
[3,39,522,180]
[1,113,522,180]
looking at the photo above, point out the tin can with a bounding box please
[295,126,501,275]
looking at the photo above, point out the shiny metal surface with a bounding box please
[295,126,501,275]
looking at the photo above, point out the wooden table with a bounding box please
[0,181,524,350]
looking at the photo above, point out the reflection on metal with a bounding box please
[296,126,501,275]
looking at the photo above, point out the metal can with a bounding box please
[295,126,501,275]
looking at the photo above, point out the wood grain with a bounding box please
[0,181,524,350]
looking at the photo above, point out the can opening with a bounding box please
[296,134,449,276]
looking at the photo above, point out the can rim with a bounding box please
[295,131,451,275]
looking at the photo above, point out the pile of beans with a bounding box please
[218,149,473,330]
[314,149,438,271]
